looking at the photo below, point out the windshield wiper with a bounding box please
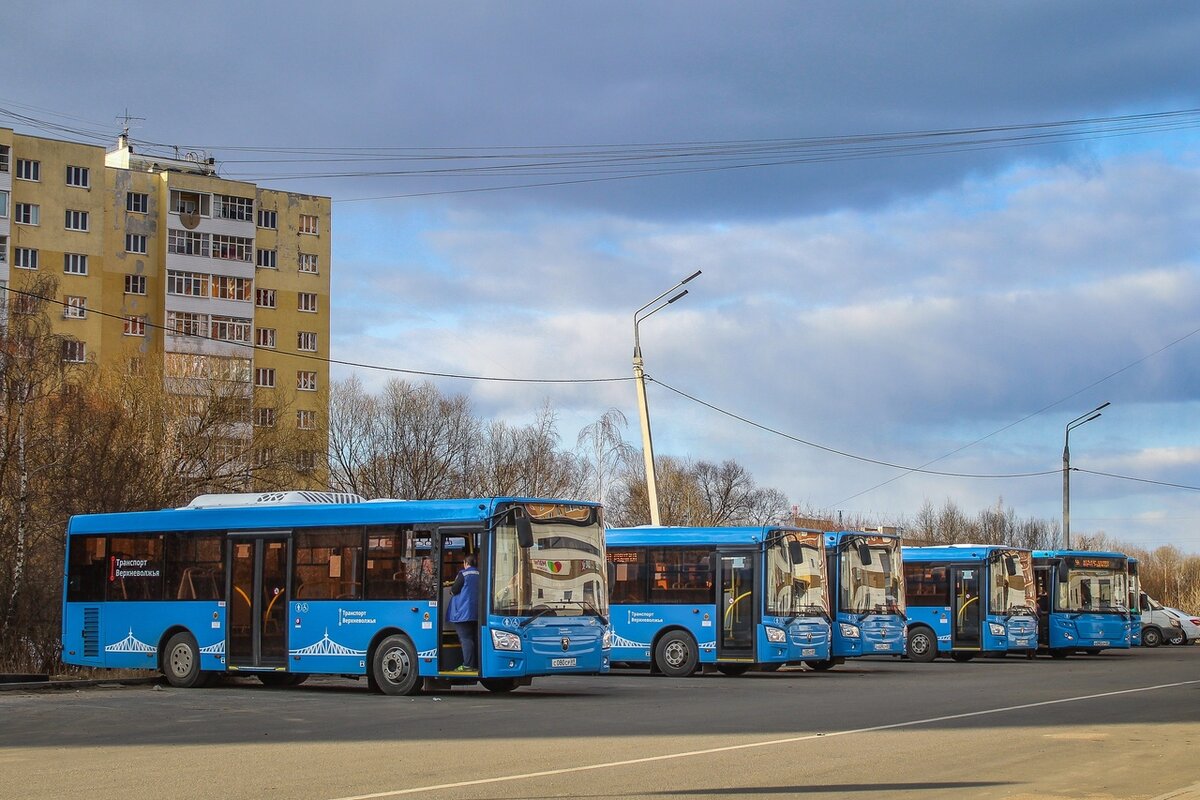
[518,606,559,628]
[553,599,609,625]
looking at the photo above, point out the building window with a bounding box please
[64,253,88,275]
[210,316,252,344]
[65,209,89,231]
[297,371,317,391]
[169,189,211,217]
[255,327,276,348]
[254,367,276,388]
[296,451,317,473]
[14,248,38,270]
[297,409,316,429]
[16,159,39,182]
[0,235,6,263]
[166,311,208,338]
[298,214,319,235]
[127,192,149,213]
[213,194,254,222]
[297,331,317,352]
[256,248,277,269]
[298,253,319,274]
[253,407,276,427]
[64,296,87,319]
[211,275,253,302]
[124,274,147,295]
[255,288,276,308]
[166,270,209,297]
[62,340,86,363]
[66,165,90,188]
[0,145,9,172]
[0,190,7,218]
[125,233,148,254]
[14,203,39,225]
[257,209,277,229]
[123,315,146,336]
[212,234,253,262]
[298,292,318,312]
[168,229,210,256]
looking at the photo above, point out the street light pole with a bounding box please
[1063,401,1109,549]
[633,270,701,526]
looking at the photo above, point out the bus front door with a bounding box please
[717,550,756,661]
[227,534,290,670]
[437,531,480,673]
[952,565,981,650]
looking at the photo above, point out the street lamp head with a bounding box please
[666,289,688,305]
[681,269,702,285]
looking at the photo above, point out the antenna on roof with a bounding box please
[115,108,145,149]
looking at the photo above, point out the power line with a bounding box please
[648,376,1060,480]
[1073,468,1200,492]
[0,284,632,385]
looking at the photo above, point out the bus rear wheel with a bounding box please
[654,631,699,677]
[716,664,751,676]
[906,628,937,663]
[371,634,422,695]
[162,632,209,688]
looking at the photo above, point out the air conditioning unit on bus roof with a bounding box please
[183,491,367,509]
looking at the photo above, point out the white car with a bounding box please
[1141,593,1184,647]
[1164,608,1200,644]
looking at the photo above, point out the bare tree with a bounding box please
[576,408,636,505]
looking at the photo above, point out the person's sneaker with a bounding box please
[454,665,474,672]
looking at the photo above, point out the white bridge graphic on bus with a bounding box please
[105,629,156,654]
[609,632,717,652]
[200,641,225,655]
[289,629,367,657]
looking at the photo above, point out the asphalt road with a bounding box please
[2,648,1198,800]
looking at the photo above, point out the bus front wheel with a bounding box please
[654,631,699,677]
[1049,648,1070,659]
[162,632,209,688]
[371,635,422,695]
[481,678,519,693]
[803,660,836,671]
[906,628,938,663]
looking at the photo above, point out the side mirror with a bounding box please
[1005,556,1018,577]
[1056,559,1069,584]
[516,516,534,549]
[788,541,804,564]
[857,543,873,566]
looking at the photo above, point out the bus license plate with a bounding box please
[1094,641,1109,647]
[874,643,891,651]
[802,648,816,656]
[551,658,577,668]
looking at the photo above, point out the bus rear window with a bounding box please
[67,535,107,602]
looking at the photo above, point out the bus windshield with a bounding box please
[786,532,828,617]
[1057,561,1128,614]
[841,536,904,615]
[492,510,608,619]
[989,550,1035,616]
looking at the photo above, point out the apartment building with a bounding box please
[0,127,331,484]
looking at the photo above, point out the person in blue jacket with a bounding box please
[448,553,480,671]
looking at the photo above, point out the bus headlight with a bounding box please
[765,626,787,643]
[989,623,1006,637]
[491,629,522,651]
[602,629,613,650]
[839,623,860,639]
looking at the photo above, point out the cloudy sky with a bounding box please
[5,2,1200,551]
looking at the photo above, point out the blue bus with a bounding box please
[605,526,831,676]
[62,492,610,694]
[902,545,1038,661]
[821,531,907,667]
[1032,549,1131,657]
[1127,557,1142,647]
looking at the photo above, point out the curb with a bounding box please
[0,676,161,692]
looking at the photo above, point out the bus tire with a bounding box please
[758,663,782,672]
[1142,627,1162,647]
[371,634,422,695]
[906,627,938,663]
[481,678,519,693]
[654,631,699,677]
[1049,648,1070,659]
[162,631,208,688]
[803,660,836,671]
[716,664,751,676]
[950,651,975,662]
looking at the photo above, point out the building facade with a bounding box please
[0,127,330,486]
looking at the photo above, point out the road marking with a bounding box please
[326,679,1200,800]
